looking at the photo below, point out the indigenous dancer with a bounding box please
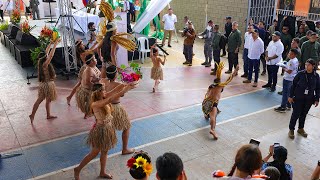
[76,54,101,119]
[74,83,136,180]
[102,65,135,155]
[29,38,61,124]
[66,40,100,105]
[202,62,239,140]
[150,45,166,93]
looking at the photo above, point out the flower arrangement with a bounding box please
[20,21,36,34]
[127,156,152,176]
[40,26,53,40]
[11,10,21,24]
[119,62,142,83]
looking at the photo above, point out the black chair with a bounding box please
[14,33,39,67]
[4,25,20,51]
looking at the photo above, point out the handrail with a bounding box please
[276,9,320,21]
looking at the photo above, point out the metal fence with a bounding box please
[276,9,320,22]
[247,0,279,28]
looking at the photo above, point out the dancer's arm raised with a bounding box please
[43,39,61,68]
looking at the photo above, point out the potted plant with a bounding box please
[20,21,36,34]
[11,10,21,25]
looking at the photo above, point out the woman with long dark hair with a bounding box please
[99,21,119,68]
[74,83,136,179]
[262,145,293,180]
[29,39,61,124]
[228,144,262,179]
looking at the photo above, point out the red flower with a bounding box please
[131,73,140,81]
[127,158,136,168]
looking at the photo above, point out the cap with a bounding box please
[272,31,281,37]
[226,16,232,20]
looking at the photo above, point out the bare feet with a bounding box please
[66,96,71,106]
[74,167,80,180]
[210,130,218,140]
[47,115,57,119]
[99,173,113,179]
[122,148,135,155]
[29,115,34,124]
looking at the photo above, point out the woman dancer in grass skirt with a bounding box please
[74,83,136,179]
[150,45,166,92]
[101,65,135,155]
[29,39,61,124]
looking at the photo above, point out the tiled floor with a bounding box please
[0,19,319,180]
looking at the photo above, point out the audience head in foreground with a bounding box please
[127,151,153,180]
[156,152,187,180]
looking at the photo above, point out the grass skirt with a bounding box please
[151,67,163,80]
[76,87,92,115]
[38,81,57,101]
[111,103,131,130]
[86,121,117,151]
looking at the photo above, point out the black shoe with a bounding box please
[262,84,271,88]
[241,74,248,78]
[168,44,172,48]
[188,63,192,66]
[225,70,232,74]
[220,54,226,57]
[286,107,292,111]
[270,87,276,92]
[278,91,283,95]
[205,64,211,67]
[261,71,266,75]
[274,107,286,113]
[183,61,189,65]
[201,62,207,65]
[281,72,284,76]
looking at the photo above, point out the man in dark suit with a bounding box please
[30,0,40,20]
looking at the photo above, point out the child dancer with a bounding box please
[150,45,166,92]
[29,38,61,124]
[202,62,239,140]
[74,83,136,179]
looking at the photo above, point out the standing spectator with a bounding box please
[300,32,320,70]
[129,1,135,22]
[2,0,13,22]
[30,0,40,20]
[296,25,306,38]
[210,25,222,75]
[86,22,96,49]
[225,21,241,75]
[123,0,132,32]
[262,31,284,92]
[183,16,194,29]
[262,145,293,180]
[280,25,293,75]
[274,49,299,113]
[221,16,232,57]
[315,21,320,36]
[162,8,177,48]
[241,25,254,78]
[288,59,320,139]
[299,30,313,48]
[0,0,3,22]
[156,152,187,180]
[199,20,214,67]
[300,20,310,32]
[182,21,196,66]
[227,144,262,178]
[243,29,264,87]
[269,19,279,36]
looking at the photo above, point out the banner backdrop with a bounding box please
[294,0,311,15]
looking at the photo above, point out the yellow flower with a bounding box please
[143,162,153,176]
[133,156,147,168]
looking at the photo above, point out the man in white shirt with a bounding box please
[274,48,299,113]
[241,25,254,78]
[123,0,132,32]
[162,8,177,47]
[262,31,284,92]
[243,29,265,87]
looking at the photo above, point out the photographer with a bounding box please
[262,145,292,180]
[182,21,196,66]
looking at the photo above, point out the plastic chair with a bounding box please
[137,37,150,64]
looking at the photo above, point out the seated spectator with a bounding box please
[227,144,263,179]
[262,145,293,180]
[311,161,320,180]
[156,152,187,180]
[263,166,280,180]
[127,151,152,180]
